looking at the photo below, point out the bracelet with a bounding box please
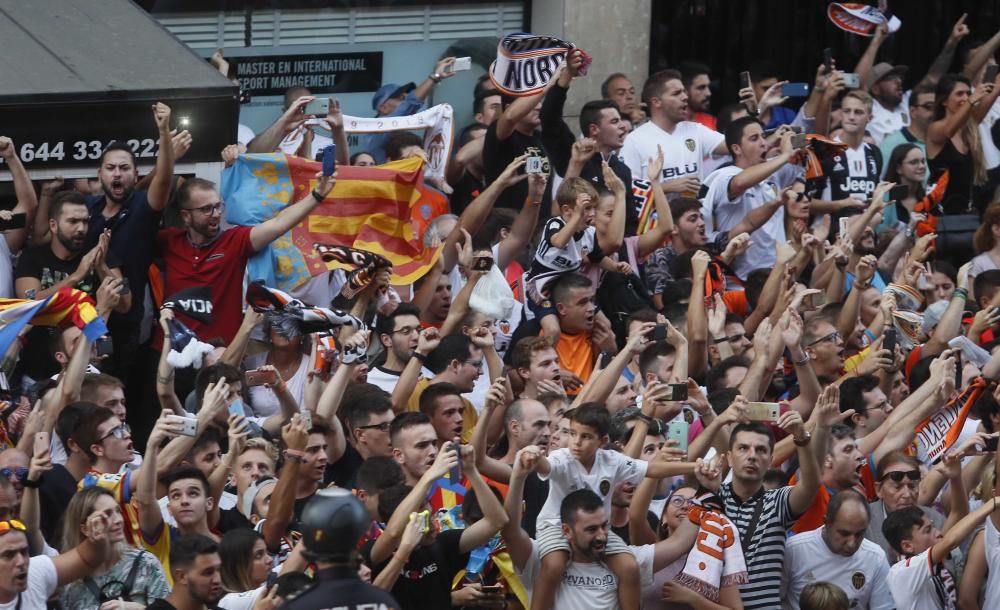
[284,449,305,463]
[429,72,442,84]
[953,287,969,301]
[411,351,428,364]
[792,352,810,366]
[854,280,871,290]
[22,478,41,489]
[793,432,812,447]
[311,189,326,202]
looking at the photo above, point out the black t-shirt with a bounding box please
[217,506,252,533]
[450,172,486,216]
[363,528,469,610]
[282,566,401,610]
[483,122,547,210]
[147,600,221,610]
[520,473,549,539]
[324,444,363,489]
[38,464,79,546]
[14,244,122,381]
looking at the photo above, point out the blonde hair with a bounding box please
[555,177,599,208]
[62,487,126,556]
[240,437,279,464]
[800,582,849,610]
[843,89,873,113]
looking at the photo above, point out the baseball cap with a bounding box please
[240,475,277,517]
[371,82,416,111]
[866,62,908,89]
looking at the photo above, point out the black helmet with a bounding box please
[300,488,370,561]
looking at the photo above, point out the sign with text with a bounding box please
[234,52,383,97]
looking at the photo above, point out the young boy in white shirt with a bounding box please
[883,487,1000,609]
[528,403,696,610]
[525,170,629,344]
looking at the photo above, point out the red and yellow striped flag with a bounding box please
[222,154,445,292]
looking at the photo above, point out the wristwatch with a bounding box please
[429,72,443,84]
[793,431,812,447]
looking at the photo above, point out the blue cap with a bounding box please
[371,82,415,112]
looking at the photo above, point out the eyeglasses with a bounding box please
[807,331,841,347]
[0,468,28,482]
[184,201,225,215]
[667,495,693,508]
[465,359,484,369]
[392,326,420,336]
[358,421,392,432]
[99,422,131,442]
[879,470,921,483]
[0,520,26,536]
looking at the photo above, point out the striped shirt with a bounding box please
[719,483,797,610]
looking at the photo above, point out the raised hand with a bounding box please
[152,102,172,134]
[0,137,14,160]
[571,137,597,165]
[281,413,309,452]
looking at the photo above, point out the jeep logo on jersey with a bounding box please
[838,177,876,196]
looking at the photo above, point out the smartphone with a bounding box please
[954,352,963,390]
[985,436,999,452]
[666,383,688,401]
[96,337,114,358]
[986,63,1000,83]
[883,328,897,354]
[0,213,26,231]
[746,402,781,422]
[823,48,834,72]
[599,351,614,368]
[303,98,329,116]
[449,56,472,73]
[481,584,504,594]
[525,156,544,174]
[764,125,803,137]
[781,83,810,97]
[449,441,463,483]
[651,324,668,342]
[839,216,850,236]
[841,72,861,88]
[472,256,494,272]
[299,408,312,430]
[791,133,808,150]
[33,432,49,457]
[321,144,336,177]
[887,184,909,202]
[667,420,689,453]
[117,277,130,295]
[739,71,752,90]
[168,415,199,437]
[227,401,245,419]
[245,368,279,387]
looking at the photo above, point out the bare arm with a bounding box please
[249,174,333,252]
[247,96,314,154]
[853,25,887,89]
[458,454,510,552]
[155,310,186,416]
[496,179,545,271]
[496,91,544,141]
[262,418,308,553]
[147,103,176,212]
[918,15,969,91]
[502,449,537,571]
[0,138,38,254]
[219,308,262,367]
[595,163,627,253]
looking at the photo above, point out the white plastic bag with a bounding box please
[469,265,515,321]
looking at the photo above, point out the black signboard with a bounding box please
[234,52,383,98]
[0,95,238,171]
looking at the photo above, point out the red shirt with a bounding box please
[157,226,255,344]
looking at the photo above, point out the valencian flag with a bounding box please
[222,154,445,293]
[0,288,107,357]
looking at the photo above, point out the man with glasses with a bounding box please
[156,169,335,346]
[866,451,947,564]
[803,318,846,379]
[369,303,427,394]
[0,451,28,507]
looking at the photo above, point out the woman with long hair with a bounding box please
[880,143,927,231]
[218,529,274,607]
[971,202,1000,276]
[59,487,170,609]
[926,73,999,213]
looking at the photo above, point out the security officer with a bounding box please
[280,488,401,609]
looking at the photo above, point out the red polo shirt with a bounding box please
[157,226,255,344]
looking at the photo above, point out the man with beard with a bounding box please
[369,303,425,393]
[679,61,715,130]
[156,170,334,345]
[147,534,225,610]
[701,117,801,279]
[782,490,894,610]
[15,192,129,382]
[82,103,177,381]
[855,16,970,143]
[620,69,727,200]
[539,50,638,231]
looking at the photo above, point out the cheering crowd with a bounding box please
[3,8,1000,610]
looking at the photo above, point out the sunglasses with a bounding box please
[0,468,28,482]
[0,520,26,536]
[879,470,920,483]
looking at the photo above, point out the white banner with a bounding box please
[827,3,902,37]
[307,103,454,180]
[489,33,574,96]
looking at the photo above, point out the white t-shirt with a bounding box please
[158,490,236,528]
[537,448,648,526]
[620,120,724,187]
[978,95,1000,170]
[869,91,913,145]
[984,518,1000,607]
[887,549,957,610]
[782,526,894,610]
[244,351,310,418]
[702,162,800,279]
[279,128,332,160]
[237,124,256,148]
[219,586,264,610]
[0,555,58,610]
[519,539,655,610]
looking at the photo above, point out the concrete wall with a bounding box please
[531,0,651,132]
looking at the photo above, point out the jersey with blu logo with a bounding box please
[619,120,724,189]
